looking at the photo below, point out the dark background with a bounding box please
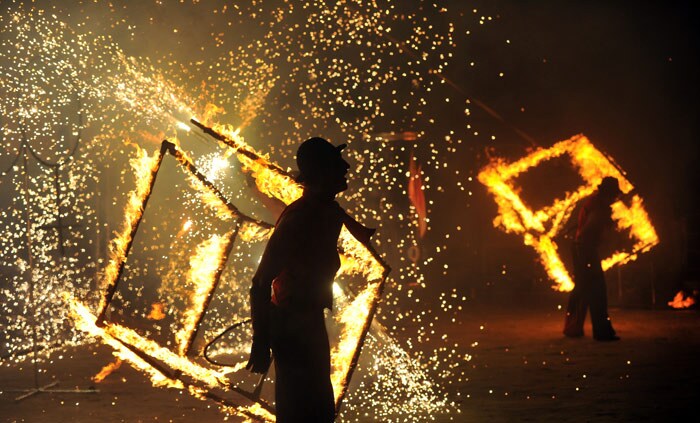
[424,0,700,307]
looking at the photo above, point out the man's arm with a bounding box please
[246,209,298,373]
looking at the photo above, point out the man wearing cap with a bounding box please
[564,176,622,341]
[246,137,374,422]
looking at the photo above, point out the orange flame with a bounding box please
[478,134,659,291]
[668,291,695,309]
[67,295,184,389]
[98,146,162,315]
[330,280,382,402]
[147,302,166,320]
[92,358,122,383]
[239,221,273,242]
[69,295,234,388]
[68,294,267,421]
[175,233,232,356]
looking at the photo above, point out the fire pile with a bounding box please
[478,135,659,291]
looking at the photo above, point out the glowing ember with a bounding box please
[478,135,659,291]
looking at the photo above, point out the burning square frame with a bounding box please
[478,134,659,291]
[70,136,390,420]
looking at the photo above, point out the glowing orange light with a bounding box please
[668,291,695,309]
[93,358,122,383]
[147,302,166,321]
[478,134,659,291]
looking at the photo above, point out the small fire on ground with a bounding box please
[668,291,696,309]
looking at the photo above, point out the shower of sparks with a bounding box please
[0,1,482,421]
[478,134,659,291]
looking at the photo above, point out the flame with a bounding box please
[67,295,184,389]
[478,134,659,291]
[69,295,232,387]
[175,233,232,356]
[147,302,166,320]
[98,146,162,315]
[602,195,659,270]
[668,291,695,309]
[239,221,273,242]
[92,358,122,383]
[330,280,382,401]
[68,294,266,421]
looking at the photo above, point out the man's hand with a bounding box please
[246,338,272,374]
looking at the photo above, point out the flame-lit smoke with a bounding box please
[479,135,659,291]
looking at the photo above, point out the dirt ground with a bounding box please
[1,302,698,422]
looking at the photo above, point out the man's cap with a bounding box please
[598,176,622,196]
[295,137,347,183]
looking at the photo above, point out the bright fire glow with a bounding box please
[668,291,695,309]
[97,146,163,316]
[147,302,166,321]
[92,358,122,383]
[175,233,232,356]
[478,134,659,291]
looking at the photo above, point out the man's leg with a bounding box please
[271,306,334,422]
[564,247,589,337]
[588,266,617,340]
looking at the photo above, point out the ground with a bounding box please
[1,302,698,422]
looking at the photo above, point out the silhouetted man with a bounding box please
[246,137,374,422]
[564,176,621,341]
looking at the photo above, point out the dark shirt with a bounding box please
[575,193,614,251]
[252,192,344,311]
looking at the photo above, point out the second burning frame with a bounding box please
[478,134,659,291]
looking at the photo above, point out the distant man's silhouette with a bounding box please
[564,176,621,341]
[246,137,374,422]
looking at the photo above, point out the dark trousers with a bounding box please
[564,244,616,339]
[270,305,335,423]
